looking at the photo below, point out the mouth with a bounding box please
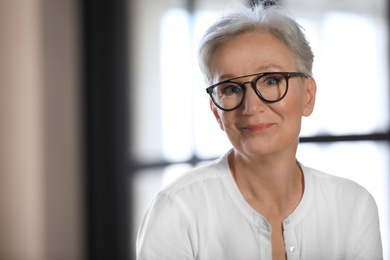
[242,123,275,132]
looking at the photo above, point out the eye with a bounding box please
[258,75,283,87]
[219,83,242,95]
[264,76,281,86]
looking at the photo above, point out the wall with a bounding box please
[0,0,83,259]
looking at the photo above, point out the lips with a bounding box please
[242,123,275,132]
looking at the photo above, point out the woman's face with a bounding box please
[210,31,316,159]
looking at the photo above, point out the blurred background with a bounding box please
[0,0,388,259]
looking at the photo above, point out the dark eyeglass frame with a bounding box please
[206,72,308,111]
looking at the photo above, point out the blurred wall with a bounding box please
[0,0,84,259]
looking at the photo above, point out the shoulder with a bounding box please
[303,165,365,190]
[158,152,230,198]
[302,165,377,209]
[137,152,232,247]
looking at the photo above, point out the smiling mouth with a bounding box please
[242,123,275,132]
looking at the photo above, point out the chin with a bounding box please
[239,144,279,157]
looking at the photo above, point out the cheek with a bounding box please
[280,90,307,115]
[212,109,226,131]
[217,117,225,131]
[217,112,237,132]
[272,96,305,126]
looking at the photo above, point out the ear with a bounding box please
[302,77,317,117]
[210,99,225,131]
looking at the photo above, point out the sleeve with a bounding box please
[136,193,197,260]
[353,190,383,260]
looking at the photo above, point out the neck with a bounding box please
[228,149,304,214]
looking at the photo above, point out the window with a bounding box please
[129,0,389,258]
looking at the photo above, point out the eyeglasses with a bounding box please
[206,72,308,111]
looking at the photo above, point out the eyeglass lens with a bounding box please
[210,73,288,110]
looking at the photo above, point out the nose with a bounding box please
[241,82,267,115]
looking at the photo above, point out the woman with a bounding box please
[136,1,383,259]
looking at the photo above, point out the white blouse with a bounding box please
[136,151,383,259]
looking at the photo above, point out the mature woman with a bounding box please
[136,1,383,259]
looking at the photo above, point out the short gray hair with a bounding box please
[198,2,314,85]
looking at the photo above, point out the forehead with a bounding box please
[210,31,297,82]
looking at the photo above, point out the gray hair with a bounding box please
[198,2,314,85]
